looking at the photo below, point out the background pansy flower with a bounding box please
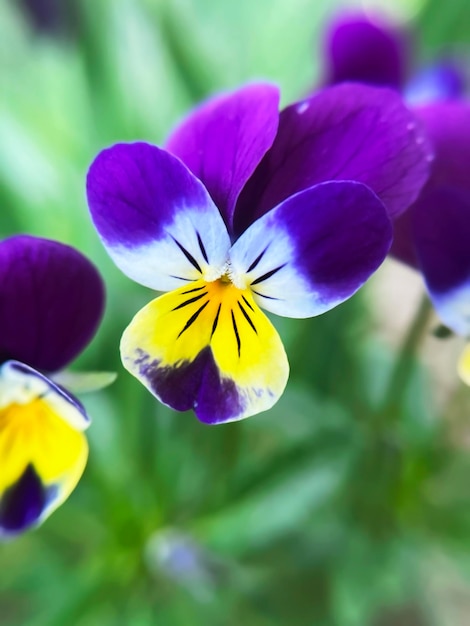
[87,82,431,425]
[394,103,470,386]
[320,12,470,385]
[321,10,466,103]
[0,235,105,538]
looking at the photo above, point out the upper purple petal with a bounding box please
[0,235,104,372]
[408,102,470,334]
[323,12,408,89]
[235,83,432,234]
[87,142,230,292]
[165,83,280,232]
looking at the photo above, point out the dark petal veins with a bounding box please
[172,292,207,311]
[211,304,222,338]
[171,236,203,273]
[231,310,241,357]
[177,301,209,338]
[238,301,257,334]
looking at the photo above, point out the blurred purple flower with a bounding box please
[322,12,470,383]
[87,82,430,424]
[0,235,105,538]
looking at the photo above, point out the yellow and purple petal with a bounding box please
[0,235,104,373]
[120,281,289,424]
[87,143,231,291]
[230,181,392,317]
[0,361,89,537]
[235,83,432,234]
[166,83,280,231]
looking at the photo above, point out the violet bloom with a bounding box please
[322,11,465,102]
[0,235,104,537]
[322,12,470,384]
[87,82,430,425]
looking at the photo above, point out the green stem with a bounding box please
[380,293,433,417]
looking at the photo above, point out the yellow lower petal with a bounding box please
[457,343,470,386]
[0,397,88,516]
[121,278,289,423]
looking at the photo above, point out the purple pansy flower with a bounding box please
[322,12,470,383]
[0,235,105,537]
[87,82,430,425]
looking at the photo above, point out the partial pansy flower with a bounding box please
[322,10,466,102]
[321,12,470,384]
[0,235,105,538]
[87,82,430,425]
[394,103,470,385]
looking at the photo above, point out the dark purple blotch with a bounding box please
[135,347,244,425]
[0,465,46,534]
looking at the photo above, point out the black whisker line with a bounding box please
[251,289,281,301]
[181,285,206,294]
[170,275,192,282]
[251,264,286,286]
[177,301,209,338]
[196,232,209,263]
[211,303,222,338]
[247,246,269,272]
[231,310,241,357]
[171,236,202,273]
[242,295,255,311]
[238,301,257,334]
[172,292,206,310]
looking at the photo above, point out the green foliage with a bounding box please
[1,0,470,624]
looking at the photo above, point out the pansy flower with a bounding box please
[87,83,430,425]
[0,235,105,537]
[321,12,470,384]
[322,10,466,102]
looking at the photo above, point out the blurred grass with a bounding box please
[1,0,470,624]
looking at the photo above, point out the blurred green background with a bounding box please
[1,0,470,624]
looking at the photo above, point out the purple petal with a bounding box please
[87,142,230,291]
[230,181,392,318]
[390,209,419,268]
[166,83,280,231]
[409,103,470,335]
[235,83,432,234]
[414,103,470,191]
[0,236,104,373]
[413,186,470,335]
[323,12,408,88]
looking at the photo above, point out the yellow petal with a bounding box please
[0,396,88,534]
[457,343,470,386]
[121,279,289,424]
